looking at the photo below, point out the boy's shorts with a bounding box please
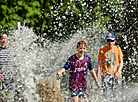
[71,90,86,99]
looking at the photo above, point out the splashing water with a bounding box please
[7,23,137,102]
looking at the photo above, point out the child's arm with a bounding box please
[115,57,123,80]
[97,59,103,81]
[57,68,66,77]
[90,69,101,89]
[0,74,4,81]
[117,57,123,72]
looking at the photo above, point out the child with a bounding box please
[57,41,101,102]
[97,33,123,101]
[0,32,25,101]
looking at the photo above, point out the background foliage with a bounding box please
[0,0,97,41]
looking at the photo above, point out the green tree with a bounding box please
[0,0,22,30]
[0,0,97,42]
[94,0,122,29]
[0,0,41,31]
[38,0,97,42]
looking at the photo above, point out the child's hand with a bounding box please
[96,82,101,89]
[19,70,25,76]
[57,72,62,77]
[98,85,102,89]
[115,72,120,80]
[0,74,4,81]
[97,77,100,82]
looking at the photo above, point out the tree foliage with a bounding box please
[0,0,122,41]
[0,0,97,42]
[94,0,122,30]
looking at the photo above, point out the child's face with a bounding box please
[76,44,86,56]
[0,34,9,48]
[105,39,116,49]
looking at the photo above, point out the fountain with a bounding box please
[7,24,105,102]
[7,23,137,102]
[0,0,137,102]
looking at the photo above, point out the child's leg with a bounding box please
[102,76,113,101]
[79,98,85,102]
[71,90,79,102]
[72,96,79,102]
[71,90,86,102]
[72,94,85,102]
[113,78,122,101]
[78,90,86,102]
[102,76,108,100]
